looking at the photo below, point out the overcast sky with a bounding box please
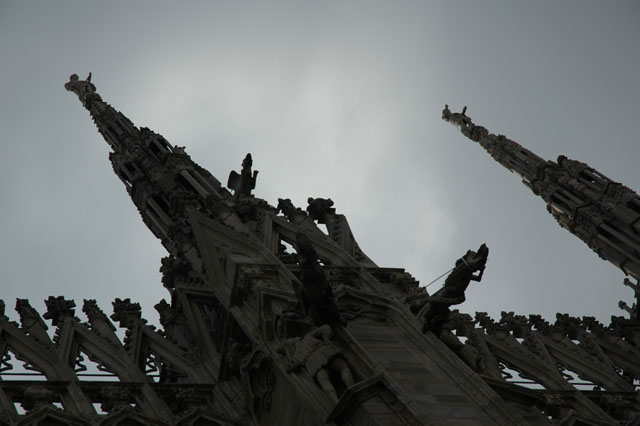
[1,1,639,330]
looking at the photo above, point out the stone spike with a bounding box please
[443,104,640,280]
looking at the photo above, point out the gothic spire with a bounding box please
[64,73,377,271]
[443,105,640,280]
[64,73,229,256]
[64,73,138,153]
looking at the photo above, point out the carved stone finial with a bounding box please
[82,299,116,335]
[227,153,258,198]
[277,198,307,222]
[110,298,142,328]
[154,299,175,328]
[82,299,118,342]
[15,299,51,345]
[528,314,552,334]
[582,316,607,335]
[553,313,585,339]
[83,299,107,322]
[442,104,472,127]
[160,255,191,290]
[43,296,76,326]
[499,311,531,337]
[64,72,96,105]
[15,299,44,326]
[442,104,451,120]
[474,311,499,333]
[306,198,335,223]
[154,298,194,350]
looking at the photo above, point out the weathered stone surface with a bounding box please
[2,77,636,425]
[443,104,640,281]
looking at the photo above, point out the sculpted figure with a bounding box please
[306,197,335,223]
[227,153,258,198]
[64,73,96,104]
[293,232,344,327]
[418,244,489,334]
[442,104,471,126]
[279,324,354,403]
[277,198,306,222]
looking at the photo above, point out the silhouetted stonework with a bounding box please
[443,105,640,281]
[0,76,637,425]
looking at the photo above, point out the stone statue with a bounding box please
[110,298,142,327]
[278,324,354,403]
[306,197,336,223]
[64,73,96,104]
[293,232,345,327]
[418,244,489,334]
[277,198,307,222]
[227,153,258,198]
[442,104,471,126]
[43,296,76,326]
